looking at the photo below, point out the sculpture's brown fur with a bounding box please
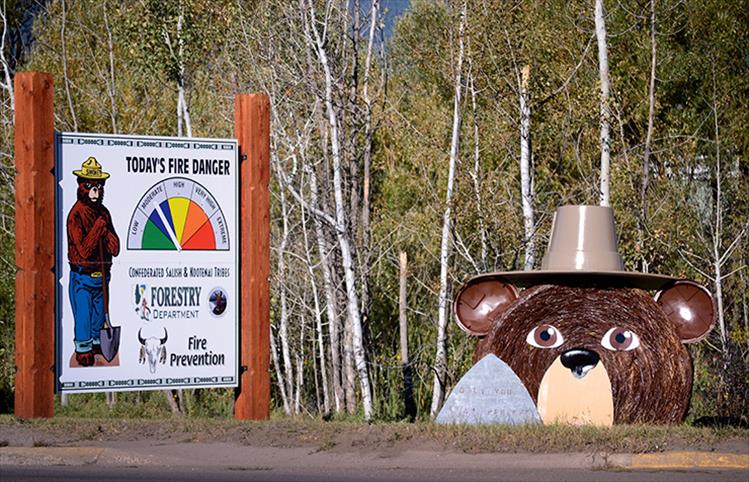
[475,285,692,424]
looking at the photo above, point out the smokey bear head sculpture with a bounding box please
[447,205,715,426]
[454,278,714,425]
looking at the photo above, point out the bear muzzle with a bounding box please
[537,350,614,426]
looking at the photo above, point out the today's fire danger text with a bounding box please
[126,157,231,175]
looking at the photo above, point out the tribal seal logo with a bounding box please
[208,288,228,317]
[134,284,151,321]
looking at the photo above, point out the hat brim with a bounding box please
[470,270,679,291]
[73,170,110,180]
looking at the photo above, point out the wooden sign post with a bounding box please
[234,94,271,420]
[13,73,271,419]
[14,72,56,418]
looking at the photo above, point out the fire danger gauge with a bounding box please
[128,177,229,251]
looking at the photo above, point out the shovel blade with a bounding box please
[99,325,121,362]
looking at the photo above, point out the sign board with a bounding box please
[55,133,238,393]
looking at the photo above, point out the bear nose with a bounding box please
[560,349,600,379]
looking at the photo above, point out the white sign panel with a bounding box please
[55,133,238,393]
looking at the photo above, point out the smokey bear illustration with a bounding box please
[448,206,715,425]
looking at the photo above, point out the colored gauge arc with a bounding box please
[127,177,229,251]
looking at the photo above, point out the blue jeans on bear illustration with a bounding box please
[69,271,106,353]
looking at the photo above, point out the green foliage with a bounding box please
[0,0,746,423]
[54,389,235,418]
[0,235,14,413]
[121,0,236,84]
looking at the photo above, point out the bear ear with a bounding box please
[654,280,715,343]
[453,276,518,336]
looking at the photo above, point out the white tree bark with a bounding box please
[399,251,416,417]
[276,163,296,410]
[300,168,331,414]
[162,5,191,412]
[519,65,535,271]
[60,0,78,131]
[467,58,488,270]
[307,0,373,420]
[177,9,193,138]
[103,1,117,133]
[58,0,78,407]
[306,164,344,413]
[0,1,15,115]
[270,325,291,414]
[431,0,467,418]
[639,0,657,272]
[674,71,749,357]
[711,87,727,353]
[360,0,379,333]
[164,6,192,138]
[595,0,611,206]
[343,311,356,414]
[294,312,306,415]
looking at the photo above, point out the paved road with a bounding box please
[2,463,747,482]
[1,443,747,482]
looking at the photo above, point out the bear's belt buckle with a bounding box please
[90,271,102,278]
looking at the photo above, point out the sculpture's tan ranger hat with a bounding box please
[473,205,677,290]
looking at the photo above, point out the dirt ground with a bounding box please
[1,416,747,456]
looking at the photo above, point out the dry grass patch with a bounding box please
[0,415,745,454]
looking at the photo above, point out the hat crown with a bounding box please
[541,205,624,272]
[73,156,110,179]
[82,157,101,169]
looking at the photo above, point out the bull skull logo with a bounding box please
[138,328,168,373]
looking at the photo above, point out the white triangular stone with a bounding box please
[436,354,541,425]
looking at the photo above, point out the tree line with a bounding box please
[0,0,746,421]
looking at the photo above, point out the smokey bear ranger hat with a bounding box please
[73,156,110,180]
[477,205,678,290]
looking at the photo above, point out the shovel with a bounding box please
[99,239,120,362]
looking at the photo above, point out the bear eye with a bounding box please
[601,327,640,351]
[526,324,564,349]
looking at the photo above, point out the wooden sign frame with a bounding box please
[13,72,270,420]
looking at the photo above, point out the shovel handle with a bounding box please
[99,238,110,325]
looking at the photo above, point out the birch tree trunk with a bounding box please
[59,0,76,407]
[0,3,15,115]
[360,0,379,334]
[639,0,657,272]
[467,58,488,270]
[276,164,296,410]
[307,0,373,419]
[174,7,193,138]
[294,313,306,415]
[400,251,416,419]
[703,67,749,357]
[711,83,727,354]
[347,1,360,241]
[343,312,356,413]
[595,0,611,207]
[300,170,331,414]
[165,5,191,413]
[519,65,535,271]
[103,1,117,133]
[430,0,467,418]
[306,164,344,413]
[270,325,291,414]
[300,14,344,414]
[60,0,78,131]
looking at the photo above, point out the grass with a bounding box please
[1,413,746,454]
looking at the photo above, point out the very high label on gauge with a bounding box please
[128,177,229,251]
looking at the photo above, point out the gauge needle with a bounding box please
[155,203,182,251]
